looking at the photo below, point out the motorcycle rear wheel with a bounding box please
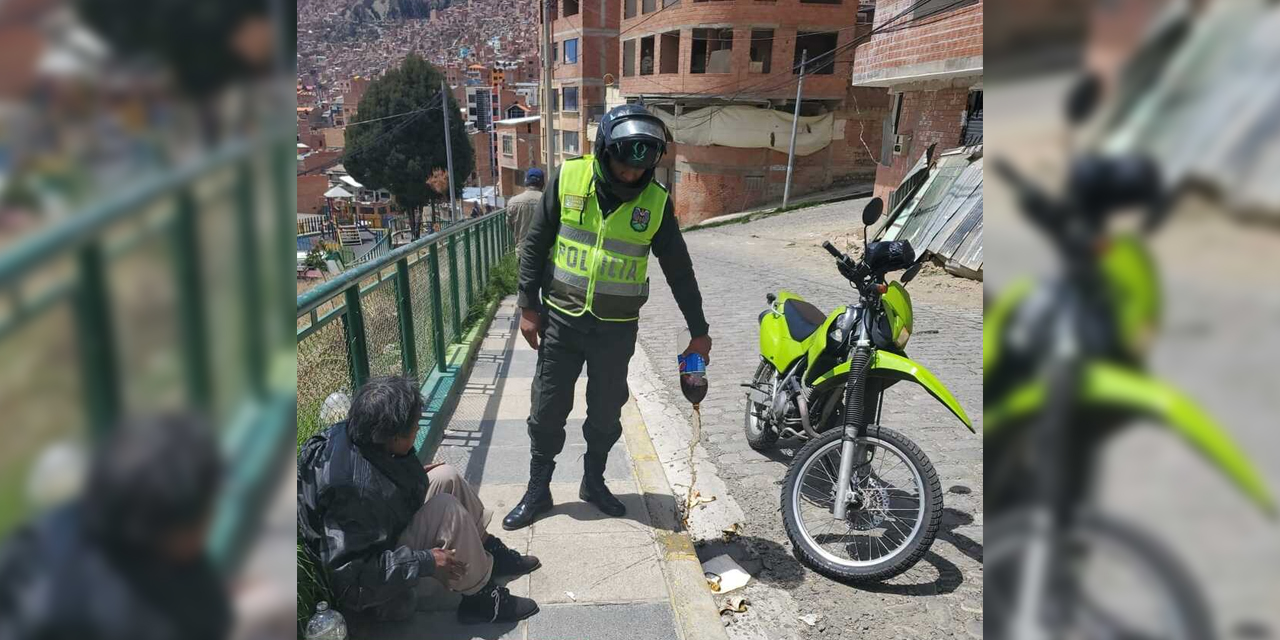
[744,359,779,451]
[782,425,942,582]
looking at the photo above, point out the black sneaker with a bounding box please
[458,583,539,624]
[484,536,541,577]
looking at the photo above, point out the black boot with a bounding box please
[502,459,554,531]
[484,535,541,576]
[579,453,625,517]
[457,581,539,624]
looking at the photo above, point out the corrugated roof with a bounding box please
[877,146,983,280]
[1100,0,1280,217]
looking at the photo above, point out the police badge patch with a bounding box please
[630,207,651,232]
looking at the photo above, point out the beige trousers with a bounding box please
[396,464,495,596]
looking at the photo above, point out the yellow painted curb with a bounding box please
[621,399,731,640]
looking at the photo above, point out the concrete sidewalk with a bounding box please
[350,298,726,640]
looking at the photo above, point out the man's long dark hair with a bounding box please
[347,376,423,446]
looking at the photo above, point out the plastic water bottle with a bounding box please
[304,601,348,640]
[677,329,708,406]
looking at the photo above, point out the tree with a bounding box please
[426,168,451,232]
[344,55,473,241]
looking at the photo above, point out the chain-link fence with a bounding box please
[296,213,511,445]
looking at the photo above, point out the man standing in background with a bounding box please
[506,168,544,253]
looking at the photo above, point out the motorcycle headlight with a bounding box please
[829,326,845,343]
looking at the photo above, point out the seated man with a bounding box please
[298,376,539,624]
[0,414,230,640]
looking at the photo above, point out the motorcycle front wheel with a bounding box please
[985,510,1213,640]
[781,425,942,582]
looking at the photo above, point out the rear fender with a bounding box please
[811,351,975,432]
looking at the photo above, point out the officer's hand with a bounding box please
[683,334,712,364]
[520,308,541,350]
[430,548,467,581]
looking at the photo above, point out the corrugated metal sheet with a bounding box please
[878,146,983,280]
[1100,0,1280,217]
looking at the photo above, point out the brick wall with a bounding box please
[298,149,341,175]
[852,0,982,80]
[297,175,330,215]
[470,130,495,188]
[871,84,969,202]
[618,2,860,100]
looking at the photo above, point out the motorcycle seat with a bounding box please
[784,299,826,342]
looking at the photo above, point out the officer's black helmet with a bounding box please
[594,104,668,171]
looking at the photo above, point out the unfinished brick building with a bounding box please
[616,0,888,223]
[851,0,983,205]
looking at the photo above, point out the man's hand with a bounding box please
[519,308,542,350]
[682,334,713,364]
[430,548,467,581]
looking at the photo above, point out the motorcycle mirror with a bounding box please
[861,197,884,226]
[900,262,923,284]
[1065,73,1103,126]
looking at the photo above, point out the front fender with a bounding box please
[811,351,975,432]
[984,363,1277,518]
[1083,363,1277,518]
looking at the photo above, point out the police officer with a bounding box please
[504,104,712,530]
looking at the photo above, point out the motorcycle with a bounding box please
[744,198,976,582]
[984,76,1277,638]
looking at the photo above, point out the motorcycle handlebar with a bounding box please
[822,241,846,260]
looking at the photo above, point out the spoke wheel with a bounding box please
[744,359,778,450]
[782,425,942,582]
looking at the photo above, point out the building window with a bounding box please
[660,32,680,74]
[914,0,977,19]
[625,0,637,19]
[468,94,476,103]
[562,131,580,155]
[562,86,579,112]
[749,30,773,73]
[642,0,655,13]
[961,90,983,145]
[640,36,655,75]
[502,135,514,155]
[624,40,637,77]
[794,32,838,75]
[564,39,579,64]
[564,0,579,16]
[663,0,679,6]
[691,28,733,74]
[857,6,873,23]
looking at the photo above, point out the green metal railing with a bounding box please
[0,133,297,570]
[295,211,513,448]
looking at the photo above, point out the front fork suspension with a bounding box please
[832,344,872,521]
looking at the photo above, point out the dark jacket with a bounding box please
[0,505,231,640]
[297,423,434,615]
[517,164,710,338]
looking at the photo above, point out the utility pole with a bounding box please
[542,0,557,172]
[441,79,459,224]
[782,50,807,210]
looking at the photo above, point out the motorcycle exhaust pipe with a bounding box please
[797,393,820,439]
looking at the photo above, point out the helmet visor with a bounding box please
[607,118,667,169]
[609,139,664,169]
